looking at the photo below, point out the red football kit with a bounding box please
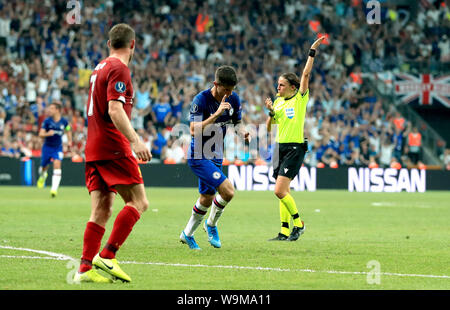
[84,57,143,193]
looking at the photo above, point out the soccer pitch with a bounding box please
[0,186,449,290]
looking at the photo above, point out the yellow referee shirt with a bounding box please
[272,89,309,144]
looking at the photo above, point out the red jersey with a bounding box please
[85,57,134,162]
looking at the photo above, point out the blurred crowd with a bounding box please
[0,0,449,169]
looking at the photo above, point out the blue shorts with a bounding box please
[40,144,63,167]
[188,159,227,195]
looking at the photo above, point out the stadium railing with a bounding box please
[366,74,445,166]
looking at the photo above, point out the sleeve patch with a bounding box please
[115,81,126,93]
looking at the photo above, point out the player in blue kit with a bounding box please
[37,102,72,197]
[180,65,250,250]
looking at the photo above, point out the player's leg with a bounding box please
[269,176,292,241]
[269,144,291,240]
[183,193,214,237]
[207,178,234,227]
[202,178,234,248]
[274,175,302,223]
[80,190,115,272]
[276,177,304,225]
[180,192,213,250]
[93,183,147,282]
[76,161,116,283]
[77,189,115,283]
[270,144,305,241]
[37,147,51,188]
[50,159,62,197]
[100,183,148,259]
[37,165,49,188]
[181,159,226,249]
[180,173,215,249]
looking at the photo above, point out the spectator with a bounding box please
[162,137,187,164]
[132,80,152,130]
[151,128,168,160]
[393,111,405,131]
[407,126,422,165]
[379,137,395,168]
[438,35,450,62]
[444,148,450,170]
[359,141,370,166]
[0,0,444,170]
[151,93,172,130]
[392,125,407,163]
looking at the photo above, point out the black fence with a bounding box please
[0,157,449,192]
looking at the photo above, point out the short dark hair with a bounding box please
[50,102,62,111]
[215,65,238,86]
[280,72,300,89]
[108,23,135,49]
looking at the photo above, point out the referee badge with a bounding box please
[285,108,295,119]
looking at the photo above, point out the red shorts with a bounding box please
[85,156,143,193]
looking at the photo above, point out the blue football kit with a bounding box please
[188,89,242,194]
[40,117,69,167]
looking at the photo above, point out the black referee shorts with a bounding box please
[272,142,306,180]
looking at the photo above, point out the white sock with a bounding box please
[51,169,62,192]
[184,199,209,237]
[207,194,228,227]
[39,167,48,179]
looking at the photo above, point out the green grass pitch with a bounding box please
[0,186,449,290]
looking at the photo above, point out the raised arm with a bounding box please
[299,36,326,95]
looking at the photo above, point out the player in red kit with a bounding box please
[74,24,152,284]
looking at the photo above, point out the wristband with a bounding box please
[309,49,316,57]
[269,111,275,117]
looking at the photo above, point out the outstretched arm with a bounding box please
[299,36,326,95]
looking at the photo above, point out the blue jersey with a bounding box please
[41,117,69,148]
[188,89,242,161]
[153,102,172,123]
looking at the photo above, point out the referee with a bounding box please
[265,36,325,241]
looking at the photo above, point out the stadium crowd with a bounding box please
[0,0,449,169]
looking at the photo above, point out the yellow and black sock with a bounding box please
[279,200,290,236]
[280,193,303,228]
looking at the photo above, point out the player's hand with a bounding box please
[265,98,274,113]
[311,36,326,50]
[215,94,231,116]
[47,130,55,136]
[131,140,152,163]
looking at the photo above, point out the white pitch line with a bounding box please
[0,255,68,260]
[119,260,450,279]
[1,246,449,280]
[0,245,75,261]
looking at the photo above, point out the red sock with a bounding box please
[79,221,105,273]
[100,206,140,259]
